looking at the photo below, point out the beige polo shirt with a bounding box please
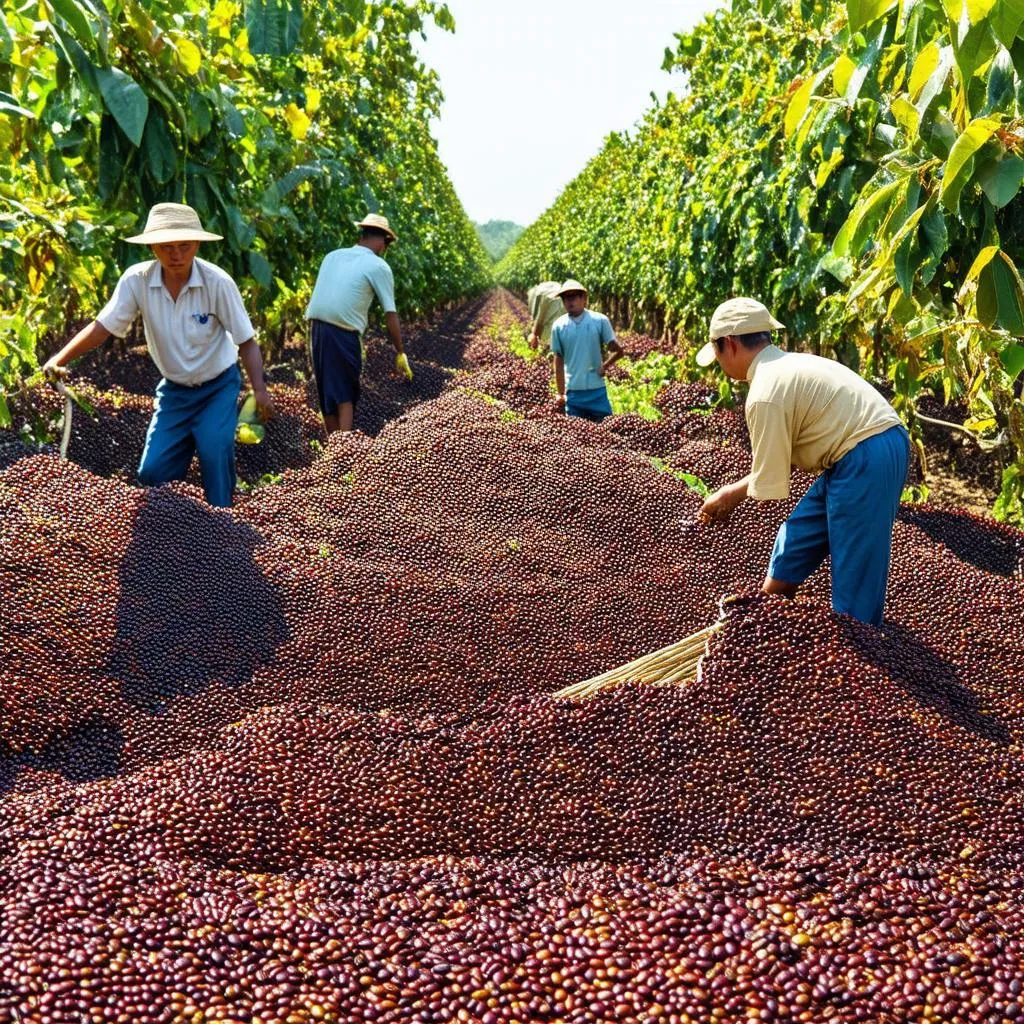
[528,282,564,343]
[97,258,254,386]
[745,346,902,499]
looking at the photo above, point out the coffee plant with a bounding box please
[499,0,1024,523]
[0,0,491,423]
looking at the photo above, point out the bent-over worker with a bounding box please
[44,202,273,508]
[304,212,412,435]
[697,297,909,627]
[550,279,624,423]
[528,281,564,349]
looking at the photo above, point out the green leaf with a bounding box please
[999,341,1024,378]
[143,111,177,185]
[248,251,273,286]
[976,250,1024,333]
[246,0,303,56]
[0,392,10,429]
[49,0,95,51]
[679,472,710,497]
[846,0,899,32]
[955,19,997,85]
[96,66,148,147]
[0,8,13,61]
[849,178,905,255]
[985,45,1017,111]
[992,0,1024,47]
[976,152,1024,208]
[940,116,1001,210]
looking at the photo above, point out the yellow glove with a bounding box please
[396,352,413,381]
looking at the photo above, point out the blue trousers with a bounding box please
[138,364,242,508]
[768,425,910,626]
[566,386,613,422]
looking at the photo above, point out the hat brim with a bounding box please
[354,220,398,242]
[556,287,588,298]
[695,341,718,368]
[124,229,223,245]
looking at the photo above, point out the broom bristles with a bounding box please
[553,621,723,700]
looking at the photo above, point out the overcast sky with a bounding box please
[417,0,726,228]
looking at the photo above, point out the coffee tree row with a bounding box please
[0,0,491,424]
[499,0,1024,523]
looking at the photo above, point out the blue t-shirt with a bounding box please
[550,309,615,392]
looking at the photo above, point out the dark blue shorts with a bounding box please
[566,387,613,422]
[311,319,362,415]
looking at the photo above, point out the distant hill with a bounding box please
[473,220,525,263]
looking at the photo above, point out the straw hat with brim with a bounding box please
[695,297,786,367]
[354,213,398,242]
[556,279,588,298]
[124,203,223,245]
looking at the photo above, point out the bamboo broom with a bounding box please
[553,594,736,700]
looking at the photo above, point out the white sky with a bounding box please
[417,0,726,227]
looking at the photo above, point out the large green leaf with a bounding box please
[978,251,1024,333]
[992,0,1024,47]
[49,0,95,50]
[976,151,1024,208]
[248,251,273,286]
[246,0,303,56]
[985,45,1017,111]
[846,0,899,32]
[96,66,148,146]
[954,19,998,86]
[940,116,1001,210]
[1000,341,1024,377]
[143,111,177,185]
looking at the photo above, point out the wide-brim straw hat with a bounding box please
[354,213,398,242]
[696,297,786,367]
[124,203,223,245]
[556,278,588,297]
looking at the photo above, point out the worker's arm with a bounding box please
[553,353,566,410]
[700,475,750,524]
[386,311,413,380]
[599,339,625,375]
[238,338,275,420]
[43,320,111,376]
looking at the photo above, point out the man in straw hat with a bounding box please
[549,279,624,422]
[304,212,412,435]
[696,297,910,626]
[43,202,273,508]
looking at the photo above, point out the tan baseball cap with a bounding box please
[354,213,397,242]
[556,279,588,297]
[124,203,223,245]
[695,297,785,367]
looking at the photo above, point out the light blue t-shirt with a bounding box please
[550,309,616,392]
[304,244,397,334]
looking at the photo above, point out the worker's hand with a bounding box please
[395,352,413,381]
[700,485,742,525]
[529,331,541,349]
[554,393,566,411]
[42,356,69,382]
[253,386,276,422]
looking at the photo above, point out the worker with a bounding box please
[304,212,412,435]
[528,281,564,349]
[697,297,910,626]
[43,202,273,508]
[550,279,624,423]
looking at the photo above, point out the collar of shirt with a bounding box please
[148,261,203,297]
[746,344,784,383]
[570,311,587,324]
